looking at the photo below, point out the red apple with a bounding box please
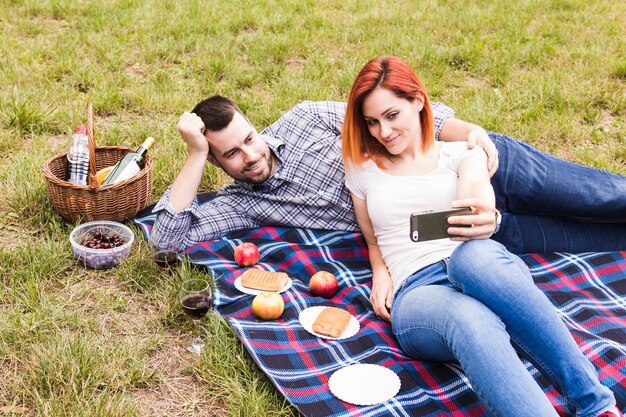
[234,242,260,267]
[251,291,284,320]
[309,271,339,298]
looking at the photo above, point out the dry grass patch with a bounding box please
[133,332,228,417]
[53,266,227,416]
[463,73,492,89]
[286,58,305,70]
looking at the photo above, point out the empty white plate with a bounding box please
[328,364,401,405]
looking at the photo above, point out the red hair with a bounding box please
[342,55,435,168]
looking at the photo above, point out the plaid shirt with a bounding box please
[153,101,454,247]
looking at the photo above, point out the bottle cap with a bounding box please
[74,125,87,134]
[143,137,156,149]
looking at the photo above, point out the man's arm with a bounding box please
[151,111,211,248]
[168,112,210,212]
[301,101,456,140]
[439,118,499,176]
[293,101,346,135]
[153,192,258,249]
[169,153,207,212]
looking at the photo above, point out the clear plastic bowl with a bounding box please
[69,221,134,269]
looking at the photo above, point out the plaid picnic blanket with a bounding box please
[135,208,626,416]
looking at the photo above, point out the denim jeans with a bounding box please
[488,132,626,253]
[391,240,616,417]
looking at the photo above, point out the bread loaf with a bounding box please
[241,269,289,291]
[312,306,351,338]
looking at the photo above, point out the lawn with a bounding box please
[0,0,624,416]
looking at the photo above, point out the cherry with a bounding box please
[81,230,126,249]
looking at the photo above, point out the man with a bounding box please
[152,96,626,253]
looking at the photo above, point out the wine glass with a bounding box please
[149,232,180,270]
[180,278,212,353]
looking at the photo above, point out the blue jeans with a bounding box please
[488,132,626,253]
[391,240,616,417]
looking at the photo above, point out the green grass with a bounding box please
[1,0,624,415]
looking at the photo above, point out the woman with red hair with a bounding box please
[342,55,621,417]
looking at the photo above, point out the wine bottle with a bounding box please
[101,137,155,185]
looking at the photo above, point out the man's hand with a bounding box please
[447,198,497,240]
[466,129,499,176]
[177,112,209,156]
[439,118,500,176]
[370,272,394,322]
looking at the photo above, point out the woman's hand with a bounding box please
[447,198,498,240]
[370,272,394,322]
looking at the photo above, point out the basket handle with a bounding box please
[87,103,98,189]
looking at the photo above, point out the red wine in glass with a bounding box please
[154,250,178,269]
[180,278,211,353]
[181,294,212,320]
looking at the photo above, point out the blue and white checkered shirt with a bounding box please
[153,101,454,247]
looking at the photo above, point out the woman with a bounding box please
[341,55,622,417]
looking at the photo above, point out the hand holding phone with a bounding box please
[410,207,472,242]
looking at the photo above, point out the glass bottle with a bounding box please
[101,137,155,185]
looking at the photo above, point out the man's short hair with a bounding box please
[192,95,243,132]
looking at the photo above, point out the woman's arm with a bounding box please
[350,192,394,322]
[447,152,498,240]
[439,118,499,176]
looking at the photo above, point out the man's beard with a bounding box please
[235,151,275,184]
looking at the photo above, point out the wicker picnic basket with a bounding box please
[42,103,153,223]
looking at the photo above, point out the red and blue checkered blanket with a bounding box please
[135,215,626,416]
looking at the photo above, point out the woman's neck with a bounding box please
[382,142,440,176]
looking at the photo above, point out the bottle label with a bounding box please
[101,136,154,185]
[67,131,89,185]
[115,164,141,183]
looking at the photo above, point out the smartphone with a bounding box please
[410,207,472,242]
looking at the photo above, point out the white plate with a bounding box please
[234,276,292,295]
[328,364,401,405]
[298,306,360,340]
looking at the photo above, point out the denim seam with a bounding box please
[506,331,577,415]
[393,324,500,417]
[447,336,500,417]
[508,334,616,417]
[393,324,437,339]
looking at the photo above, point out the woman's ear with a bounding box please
[415,94,425,112]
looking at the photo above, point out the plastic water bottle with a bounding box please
[67,125,89,185]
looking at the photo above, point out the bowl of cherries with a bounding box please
[69,221,134,269]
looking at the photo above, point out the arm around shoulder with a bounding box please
[439,117,499,175]
[295,100,347,135]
